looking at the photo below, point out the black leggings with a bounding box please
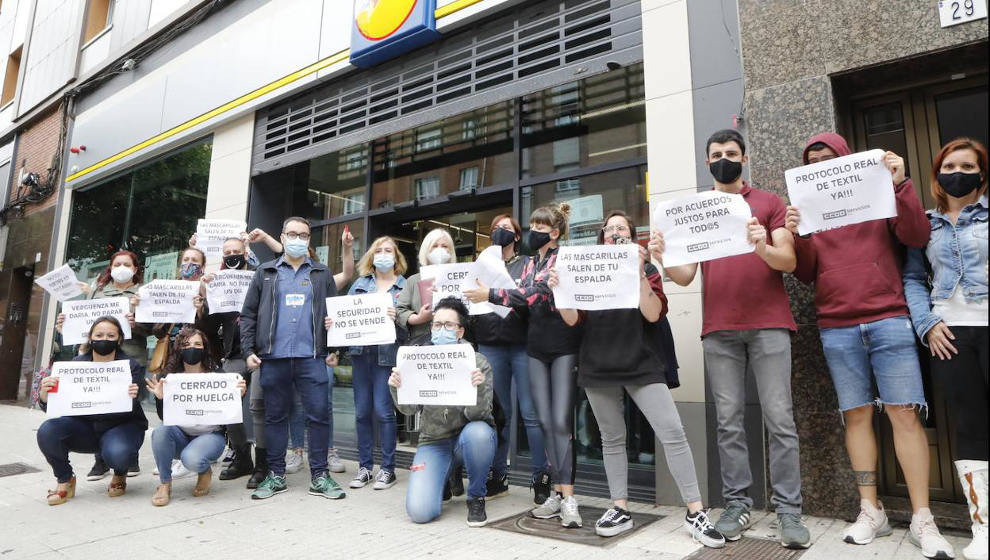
[528,354,577,486]
[931,326,988,461]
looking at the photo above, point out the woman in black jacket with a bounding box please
[37,317,147,505]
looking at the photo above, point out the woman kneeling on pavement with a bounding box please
[388,297,497,527]
[147,327,246,506]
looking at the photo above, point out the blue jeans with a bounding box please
[260,357,330,476]
[37,418,145,483]
[327,365,335,449]
[406,421,496,524]
[352,351,397,471]
[151,426,226,483]
[820,315,927,412]
[289,390,305,449]
[479,343,546,479]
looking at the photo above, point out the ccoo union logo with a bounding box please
[350,0,441,68]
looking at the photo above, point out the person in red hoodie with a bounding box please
[785,132,954,559]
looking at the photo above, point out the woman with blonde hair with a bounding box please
[396,228,457,343]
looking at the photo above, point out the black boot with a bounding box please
[450,465,464,497]
[246,447,268,489]
[220,444,254,481]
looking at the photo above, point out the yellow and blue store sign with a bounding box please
[350,0,442,68]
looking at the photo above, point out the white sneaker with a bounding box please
[285,448,304,474]
[559,495,582,528]
[171,460,195,480]
[909,508,955,559]
[965,523,988,560]
[531,494,562,519]
[843,499,893,545]
[327,448,345,474]
[957,460,988,560]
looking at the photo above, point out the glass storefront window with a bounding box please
[306,145,369,220]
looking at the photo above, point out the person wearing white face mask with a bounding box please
[396,228,457,343]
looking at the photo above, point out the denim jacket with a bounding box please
[347,273,407,366]
[903,195,988,342]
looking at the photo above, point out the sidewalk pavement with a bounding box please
[0,404,970,560]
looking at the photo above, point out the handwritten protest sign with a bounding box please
[652,191,753,267]
[163,373,242,426]
[422,259,511,318]
[196,219,246,260]
[395,344,477,406]
[34,264,83,302]
[135,280,200,324]
[785,149,895,235]
[205,269,255,314]
[326,293,396,347]
[61,297,132,345]
[45,360,133,418]
[551,244,639,310]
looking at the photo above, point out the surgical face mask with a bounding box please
[110,266,135,284]
[709,158,743,184]
[284,238,309,258]
[937,172,982,198]
[431,327,458,346]
[527,230,552,251]
[180,347,205,365]
[180,262,203,279]
[373,253,395,272]
[427,247,451,265]
[223,253,246,269]
[90,339,118,356]
[490,228,516,247]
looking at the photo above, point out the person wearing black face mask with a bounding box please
[147,327,245,506]
[903,138,989,560]
[37,317,148,504]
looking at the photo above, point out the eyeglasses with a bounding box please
[602,224,630,234]
[431,321,461,330]
[283,232,311,241]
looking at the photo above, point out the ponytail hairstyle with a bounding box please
[529,202,572,240]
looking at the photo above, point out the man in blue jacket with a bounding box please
[240,216,344,500]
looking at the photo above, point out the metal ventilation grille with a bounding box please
[253,0,643,175]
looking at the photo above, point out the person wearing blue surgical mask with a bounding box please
[337,236,408,491]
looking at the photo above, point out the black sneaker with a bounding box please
[595,506,634,537]
[449,467,464,497]
[86,458,110,481]
[443,479,452,503]
[532,471,551,505]
[467,497,487,527]
[685,509,726,549]
[486,470,509,499]
[372,469,397,490]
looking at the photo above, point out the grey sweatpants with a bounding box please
[585,382,701,503]
[703,328,802,514]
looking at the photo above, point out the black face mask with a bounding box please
[180,347,206,366]
[90,339,118,356]
[709,158,743,184]
[937,172,983,198]
[223,253,246,269]
[527,230,552,251]
[490,228,516,247]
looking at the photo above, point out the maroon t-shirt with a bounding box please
[700,184,797,336]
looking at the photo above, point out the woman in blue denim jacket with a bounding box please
[903,137,987,560]
[345,236,408,492]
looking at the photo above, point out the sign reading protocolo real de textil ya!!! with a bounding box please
[325,292,396,347]
[785,149,895,236]
[551,244,640,310]
[652,191,754,267]
[34,264,83,302]
[135,280,200,324]
[196,219,246,260]
[395,344,477,406]
[61,297,133,346]
[45,360,133,418]
[163,373,243,426]
[205,269,255,314]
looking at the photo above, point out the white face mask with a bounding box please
[110,266,135,284]
[427,247,452,265]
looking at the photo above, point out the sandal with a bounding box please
[108,474,127,497]
[152,482,171,506]
[193,469,212,497]
[47,477,76,506]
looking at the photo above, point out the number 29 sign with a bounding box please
[938,0,987,28]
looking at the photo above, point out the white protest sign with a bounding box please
[196,219,246,260]
[34,264,83,302]
[422,260,511,318]
[45,360,133,418]
[61,297,132,346]
[163,373,242,426]
[551,244,640,310]
[205,269,255,314]
[135,280,200,324]
[785,149,895,236]
[326,292,396,347]
[652,191,754,267]
[395,344,477,406]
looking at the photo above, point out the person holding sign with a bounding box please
[37,317,147,505]
[488,203,583,528]
[240,217,345,501]
[903,138,988,560]
[146,327,246,506]
[649,129,810,548]
[550,210,724,548]
[784,133,954,559]
[387,298,495,527]
[340,236,407,491]
[396,228,456,342]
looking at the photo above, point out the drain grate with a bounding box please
[489,505,662,547]
[684,537,807,559]
[0,462,40,478]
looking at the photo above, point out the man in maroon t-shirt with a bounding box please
[649,129,808,549]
